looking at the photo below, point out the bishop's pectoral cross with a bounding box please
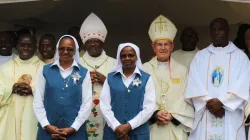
[159,79,169,110]
[155,17,168,34]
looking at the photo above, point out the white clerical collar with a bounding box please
[207,41,237,54]
[114,66,141,76]
[51,59,79,70]
[157,60,168,65]
[157,60,169,70]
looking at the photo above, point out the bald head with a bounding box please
[180,27,199,51]
[210,18,229,47]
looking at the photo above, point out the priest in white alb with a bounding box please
[172,27,199,70]
[143,15,194,140]
[186,18,250,140]
[79,12,116,140]
[0,34,44,140]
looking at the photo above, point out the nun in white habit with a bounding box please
[34,35,92,140]
[100,43,156,140]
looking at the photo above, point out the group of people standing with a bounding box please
[0,12,249,140]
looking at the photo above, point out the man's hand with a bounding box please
[214,108,225,118]
[90,70,106,85]
[206,98,223,114]
[12,83,32,96]
[115,123,131,138]
[156,110,170,125]
[165,113,173,121]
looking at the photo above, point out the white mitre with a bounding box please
[79,13,107,44]
[148,14,177,43]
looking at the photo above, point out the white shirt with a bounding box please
[33,59,92,131]
[0,53,16,65]
[100,67,156,131]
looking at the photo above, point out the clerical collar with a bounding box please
[82,50,109,69]
[207,41,237,54]
[83,50,107,61]
[157,61,168,65]
[157,60,169,69]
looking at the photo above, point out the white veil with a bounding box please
[112,42,143,72]
[54,35,81,63]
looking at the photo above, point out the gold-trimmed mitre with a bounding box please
[148,15,177,43]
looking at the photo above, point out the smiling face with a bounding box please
[0,33,12,56]
[152,39,174,62]
[85,38,104,57]
[39,38,56,59]
[17,35,36,60]
[120,46,137,69]
[58,37,75,62]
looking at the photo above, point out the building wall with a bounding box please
[0,21,239,63]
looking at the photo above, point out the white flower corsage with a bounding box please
[132,78,142,87]
[72,72,81,85]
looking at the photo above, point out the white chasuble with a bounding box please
[186,42,250,140]
[80,51,115,140]
[143,57,194,140]
[0,56,44,140]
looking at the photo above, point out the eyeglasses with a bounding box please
[58,47,75,52]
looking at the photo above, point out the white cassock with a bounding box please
[171,49,198,70]
[186,41,250,140]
